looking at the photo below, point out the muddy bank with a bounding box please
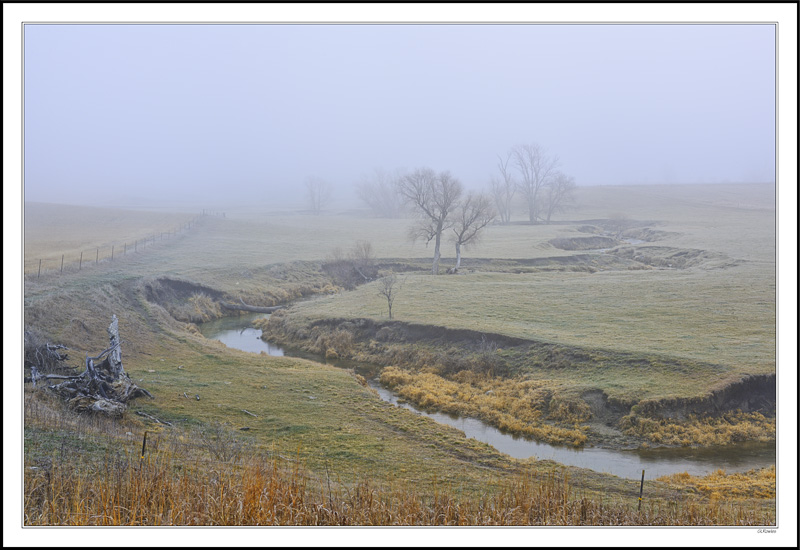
[632,373,776,420]
[141,268,335,323]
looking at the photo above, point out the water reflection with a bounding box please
[197,313,283,356]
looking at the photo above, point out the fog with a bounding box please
[23,23,776,208]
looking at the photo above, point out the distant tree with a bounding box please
[356,168,404,218]
[490,152,516,224]
[396,168,463,274]
[377,273,403,319]
[511,144,559,223]
[541,172,577,223]
[304,176,332,215]
[450,193,496,272]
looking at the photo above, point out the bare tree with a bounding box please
[450,193,496,272]
[541,172,577,223]
[356,168,404,218]
[304,176,332,215]
[511,143,559,223]
[396,168,463,274]
[490,152,516,224]
[377,273,403,319]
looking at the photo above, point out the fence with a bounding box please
[25,211,225,279]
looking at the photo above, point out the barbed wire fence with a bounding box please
[24,210,227,280]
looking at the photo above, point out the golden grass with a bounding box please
[24,435,774,526]
[658,466,776,502]
[380,367,589,447]
[620,412,776,447]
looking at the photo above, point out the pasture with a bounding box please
[19,182,778,525]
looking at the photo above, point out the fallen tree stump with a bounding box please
[220,298,286,314]
[34,315,153,418]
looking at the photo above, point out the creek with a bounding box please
[198,312,776,481]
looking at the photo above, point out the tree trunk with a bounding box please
[432,224,443,274]
[107,315,124,378]
[454,241,462,271]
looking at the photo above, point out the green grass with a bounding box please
[283,265,774,392]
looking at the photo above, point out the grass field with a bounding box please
[18,182,780,527]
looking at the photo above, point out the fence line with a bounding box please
[26,211,226,279]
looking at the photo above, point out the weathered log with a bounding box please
[220,300,285,314]
[69,396,127,417]
[40,315,153,417]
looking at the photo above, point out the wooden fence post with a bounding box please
[638,469,645,511]
[79,251,83,270]
[96,248,99,264]
[61,254,64,273]
[111,245,114,261]
[38,259,42,279]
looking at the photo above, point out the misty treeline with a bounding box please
[311,143,576,276]
[492,144,576,224]
[355,143,575,225]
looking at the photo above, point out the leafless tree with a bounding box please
[356,168,404,218]
[450,193,496,272]
[377,273,403,319]
[304,176,332,215]
[490,152,516,224]
[541,172,577,223]
[511,143,559,223]
[396,168,463,274]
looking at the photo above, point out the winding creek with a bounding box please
[198,313,776,481]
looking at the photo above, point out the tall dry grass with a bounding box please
[24,449,774,526]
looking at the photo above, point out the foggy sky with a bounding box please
[23,23,776,207]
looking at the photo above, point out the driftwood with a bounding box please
[136,410,173,426]
[34,315,154,418]
[220,298,285,314]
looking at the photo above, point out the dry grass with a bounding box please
[24,202,198,274]
[24,439,774,526]
[380,367,589,447]
[620,412,776,447]
[658,466,776,502]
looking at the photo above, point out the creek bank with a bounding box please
[260,311,776,450]
[198,313,776,480]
